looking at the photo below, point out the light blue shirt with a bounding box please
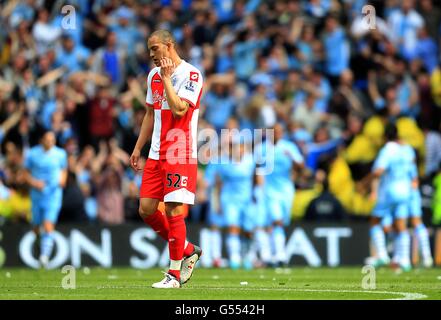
[401,144,420,200]
[233,38,269,80]
[24,145,67,198]
[203,92,236,131]
[373,142,413,203]
[323,27,349,76]
[265,139,304,197]
[217,153,256,203]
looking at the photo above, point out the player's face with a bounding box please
[148,36,170,67]
[274,124,284,142]
[41,132,55,150]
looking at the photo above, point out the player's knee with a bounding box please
[273,220,283,227]
[138,204,156,219]
[394,219,407,232]
[370,216,381,226]
[228,226,240,234]
[411,217,421,227]
[165,202,183,217]
[43,221,55,233]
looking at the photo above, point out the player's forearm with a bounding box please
[59,170,68,188]
[25,172,43,189]
[134,110,153,152]
[162,77,188,118]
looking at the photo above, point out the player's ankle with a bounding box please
[168,270,180,281]
[183,242,195,256]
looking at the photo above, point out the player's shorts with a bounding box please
[221,197,254,232]
[266,191,294,226]
[381,213,393,228]
[372,199,408,220]
[207,202,225,228]
[140,158,197,205]
[408,190,422,218]
[251,186,270,228]
[31,190,62,225]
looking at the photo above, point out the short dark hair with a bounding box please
[385,122,398,141]
[148,30,176,45]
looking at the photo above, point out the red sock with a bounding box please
[184,241,195,257]
[167,215,187,280]
[143,210,169,241]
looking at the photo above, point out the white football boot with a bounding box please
[152,273,181,289]
[180,245,202,284]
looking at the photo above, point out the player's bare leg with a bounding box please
[39,220,55,268]
[411,216,433,267]
[394,218,411,271]
[227,226,242,269]
[369,216,390,268]
[271,220,287,267]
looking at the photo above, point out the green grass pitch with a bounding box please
[1,267,440,300]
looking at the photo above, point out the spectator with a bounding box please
[88,85,116,148]
[203,79,236,132]
[387,0,424,60]
[59,156,88,223]
[92,32,126,90]
[55,35,91,74]
[94,144,124,225]
[415,27,438,73]
[418,0,441,41]
[322,15,350,85]
[423,125,441,178]
[292,92,323,134]
[32,8,61,55]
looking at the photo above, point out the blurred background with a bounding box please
[0,0,440,254]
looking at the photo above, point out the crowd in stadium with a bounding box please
[1,0,441,227]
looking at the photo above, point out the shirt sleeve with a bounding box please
[204,164,218,187]
[289,142,304,164]
[373,147,389,172]
[177,69,203,108]
[408,147,418,179]
[146,70,155,107]
[60,150,68,169]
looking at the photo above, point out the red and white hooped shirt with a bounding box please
[146,60,203,161]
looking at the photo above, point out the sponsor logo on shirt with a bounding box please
[152,90,165,104]
[189,71,199,82]
[181,176,188,187]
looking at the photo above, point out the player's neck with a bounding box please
[171,54,182,67]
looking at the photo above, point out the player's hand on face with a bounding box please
[130,149,141,171]
[160,58,175,79]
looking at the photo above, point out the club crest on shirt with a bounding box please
[184,80,195,92]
